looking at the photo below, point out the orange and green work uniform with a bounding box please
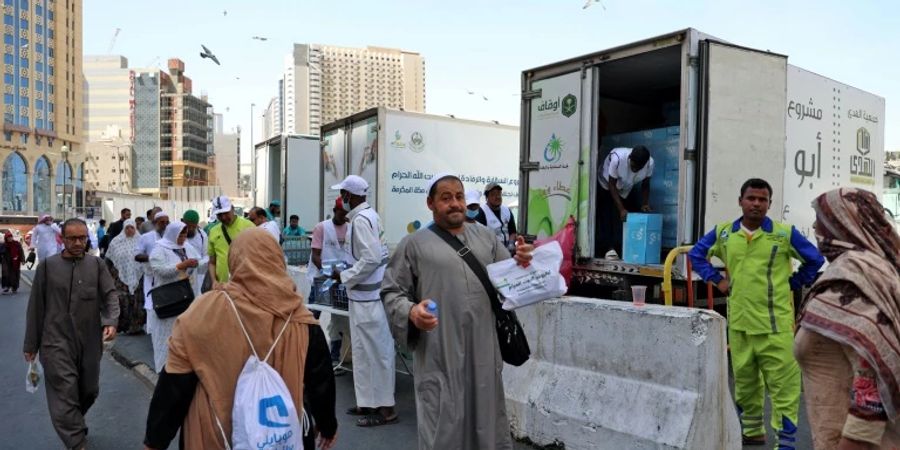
[689,217,824,449]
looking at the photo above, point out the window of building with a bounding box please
[19,57,26,67]
[48,65,53,75]
[19,77,27,88]
[48,29,53,39]
[3,73,11,84]
[48,11,53,20]
[36,80,42,91]
[48,102,53,112]
[19,0,27,9]
[48,84,53,94]
[19,133,26,144]
[35,43,43,53]
[19,18,28,29]
[3,15,12,26]
[35,62,43,72]
[3,34,11,45]
[35,118,42,128]
[3,94,12,105]
[3,53,12,65]
[35,99,42,109]
[47,47,52,57]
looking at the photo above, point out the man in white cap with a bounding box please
[135,211,170,320]
[206,195,255,285]
[329,175,398,427]
[32,214,62,263]
[475,182,517,254]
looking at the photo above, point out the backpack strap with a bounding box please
[221,291,294,364]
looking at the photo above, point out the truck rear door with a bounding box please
[521,70,593,257]
[696,41,788,235]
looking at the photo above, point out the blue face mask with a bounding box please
[465,209,479,219]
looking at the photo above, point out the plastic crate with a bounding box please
[309,278,349,311]
[282,236,312,266]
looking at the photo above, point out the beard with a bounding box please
[186,229,197,238]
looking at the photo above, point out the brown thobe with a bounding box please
[23,254,119,449]
[382,222,513,450]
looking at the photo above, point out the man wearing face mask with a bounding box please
[465,189,482,224]
[329,175,397,427]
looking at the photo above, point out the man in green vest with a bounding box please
[689,178,824,449]
[207,195,255,285]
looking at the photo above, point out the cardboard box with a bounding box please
[623,213,663,264]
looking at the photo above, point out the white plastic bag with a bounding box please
[25,360,42,394]
[231,356,304,450]
[486,241,567,311]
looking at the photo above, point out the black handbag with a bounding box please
[428,224,531,366]
[150,278,195,319]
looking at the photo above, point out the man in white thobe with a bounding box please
[32,214,62,262]
[181,209,209,297]
[330,175,397,427]
[249,206,282,243]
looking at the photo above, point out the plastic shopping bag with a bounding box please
[25,360,42,394]
[486,241,568,311]
[534,216,576,286]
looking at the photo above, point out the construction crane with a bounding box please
[107,28,121,53]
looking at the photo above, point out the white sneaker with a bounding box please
[604,250,620,260]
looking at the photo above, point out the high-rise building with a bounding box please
[279,43,425,137]
[126,59,214,197]
[83,55,132,193]
[213,113,240,197]
[0,0,84,217]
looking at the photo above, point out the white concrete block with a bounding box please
[504,297,741,450]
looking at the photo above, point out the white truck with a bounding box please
[518,28,886,297]
[253,134,321,231]
[320,107,519,249]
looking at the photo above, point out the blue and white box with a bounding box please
[623,213,663,264]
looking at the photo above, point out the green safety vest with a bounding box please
[708,220,800,335]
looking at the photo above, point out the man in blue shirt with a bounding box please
[283,214,305,237]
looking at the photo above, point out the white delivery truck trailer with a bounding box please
[320,107,519,249]
[518,28,885,298]
[253,134,321,231]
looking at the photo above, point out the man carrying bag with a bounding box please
[382,173,533,450]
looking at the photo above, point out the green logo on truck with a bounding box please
[561,94,577,117]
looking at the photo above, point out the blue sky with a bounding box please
[83,0,899,163]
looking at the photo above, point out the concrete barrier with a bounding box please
[503,297,740,450]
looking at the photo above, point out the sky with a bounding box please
[83,0,900,164]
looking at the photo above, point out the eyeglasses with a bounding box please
[64,236,88,243]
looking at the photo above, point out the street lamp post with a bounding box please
[250,103,256,204]
[60,144,69,220]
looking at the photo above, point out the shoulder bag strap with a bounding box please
[427,224,502,316]
[221,223,232,245]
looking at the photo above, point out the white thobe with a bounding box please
[32,223,62,262]
[136,231,163,310]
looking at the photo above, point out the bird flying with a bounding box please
[200,45,221,65]
[252,36,269,41]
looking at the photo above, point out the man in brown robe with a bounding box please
[23,218,119,450]
[381,174,533,450]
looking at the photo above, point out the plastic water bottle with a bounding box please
[426,300,438,317]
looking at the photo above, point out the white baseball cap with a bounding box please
[331,175,369,196]
[465,189,481,206]
[211,195,233,215]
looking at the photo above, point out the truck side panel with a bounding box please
[321,128,346,221]
[781,65,886,238]
[698,42,788,232]
[522,71,588,251]
[284,136,322,231]
[381,111,519,248]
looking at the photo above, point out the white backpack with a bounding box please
[211,292,307,450]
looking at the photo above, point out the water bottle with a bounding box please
[426,300,438,317]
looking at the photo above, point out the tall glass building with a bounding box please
[0,0,83,217]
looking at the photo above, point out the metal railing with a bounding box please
[662,245,714,309]
[282,235,311,266]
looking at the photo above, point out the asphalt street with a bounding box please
[3,268,813,449]
[0,280,152,450]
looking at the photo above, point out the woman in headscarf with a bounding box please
[795,188,900,449]
[143,228,337,450]
[1,231,23,293]
[147,221,200,372]
[106,219,146,334]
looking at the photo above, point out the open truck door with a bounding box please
[696,41,788,236]
[520,69,593,258]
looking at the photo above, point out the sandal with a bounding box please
[346,406,375,416]
[356,413,399,427]
[742,435,766,446]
